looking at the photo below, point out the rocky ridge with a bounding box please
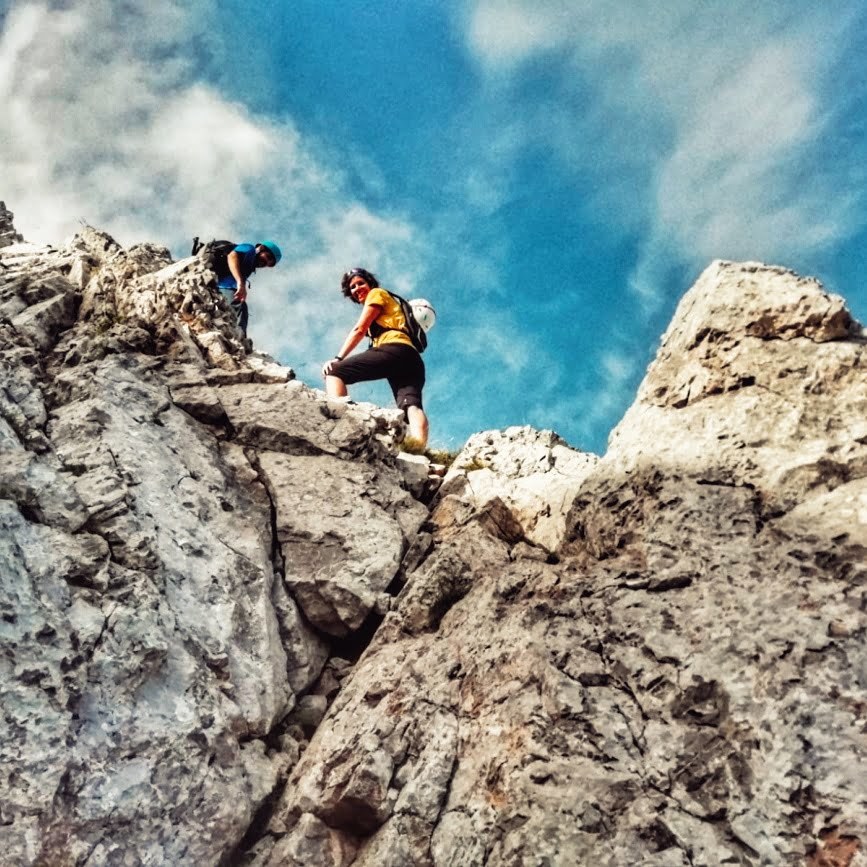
[1,214,865,867]
[0,201,24,248]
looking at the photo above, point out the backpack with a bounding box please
[191,237,236,280]
[368,290,428,354]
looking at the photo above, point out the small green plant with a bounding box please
[400,436,427,455]
[456,456,488,472]
[424,447,461,468]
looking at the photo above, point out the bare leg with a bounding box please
[407,406,429,448]
[325,375,348,398]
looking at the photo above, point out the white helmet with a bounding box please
[410,298,436,332]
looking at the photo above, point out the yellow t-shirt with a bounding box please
[365,288,413,349]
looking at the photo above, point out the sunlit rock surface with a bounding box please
[2,210,864,867]
[0,223,418,864]
[260,262,866,867]
[0,200,24,248]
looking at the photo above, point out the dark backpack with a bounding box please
[191,237,236,280]
[368,290,428,354]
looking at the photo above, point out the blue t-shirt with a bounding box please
[217,243,257,289]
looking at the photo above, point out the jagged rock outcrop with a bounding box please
[0,201,24,248]
[0,222,428,865]
[2,203,865,867]
[257,263,866,867]
[436,426,598,553]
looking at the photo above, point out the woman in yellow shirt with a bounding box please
[322,267,429,449]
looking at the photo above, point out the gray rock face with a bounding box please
[260,451,427,636]
[0,222,431,865]
[2,206,865,867]
[438,425,598,553]
[263,261,866,867]
[0,201,24,247]
[607,261,866,516]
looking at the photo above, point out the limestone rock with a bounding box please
[265,262,867,866]
[247,349,296,383]
[213,380,405,460]
[438,425,597,552]
[1,350,296,862]
[395,451,431,499]
[0,200,24,247]
[607,260,866,516]
[259,451,428,636]
[3,217,866,867]
[0,221,422,865]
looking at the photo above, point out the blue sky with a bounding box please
[2,1,866,454]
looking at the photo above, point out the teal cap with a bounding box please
[259,240,282,264]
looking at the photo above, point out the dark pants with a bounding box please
[219,288,248,335]
[331,344,425,412]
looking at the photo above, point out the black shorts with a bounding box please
[332,343,425,412]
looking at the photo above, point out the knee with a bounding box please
[325,375,348,397]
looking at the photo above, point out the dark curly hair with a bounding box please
[341,267,379,301]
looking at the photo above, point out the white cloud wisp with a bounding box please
[465,0,867,310]
[0,0,428,376]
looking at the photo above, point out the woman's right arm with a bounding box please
[322,304,383,375]
[338,304,382,358]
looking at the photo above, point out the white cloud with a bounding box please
[600,350,635,382]
[466,2,568,68]
[464,0,867,310]
[0,0,345,249]
[248,205,426,373]
[0,0,426,375]
[458,320,532,375]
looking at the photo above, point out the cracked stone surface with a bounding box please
[0,200,23,248]
[2,214,866,867]
[259,451,428,636]
[437,425,598,553]
[255,261,867,867]
[0,223,429,865]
